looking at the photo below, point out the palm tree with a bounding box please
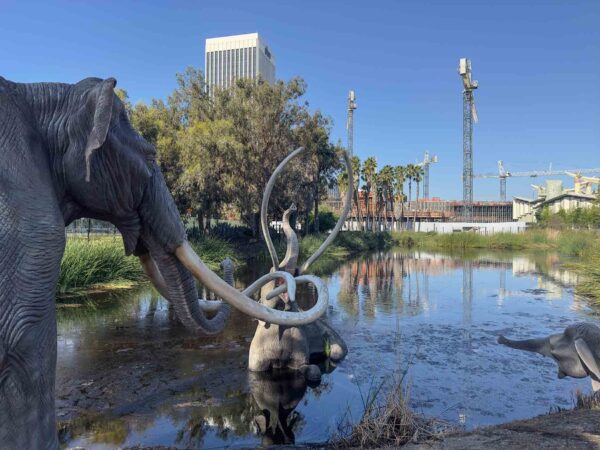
[362,157,378,231]
[406,164,416,206]
[378,165,395,231]
[351,156,363,231]
[337,167,350,230]
[412,166,424,228]
[394,165,407,230]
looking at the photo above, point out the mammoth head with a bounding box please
[56,77,328,336]
[63,77,155,254]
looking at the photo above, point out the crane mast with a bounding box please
[459,58,478,220]
[417,151,439,199]
[347,90,357,157]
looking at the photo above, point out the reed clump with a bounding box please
[330,375,448,449]
[58,237,143,294]
[573,390,600,410]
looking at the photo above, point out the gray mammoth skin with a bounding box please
[0,77,321,449]
[498,323,600,391]
[249,370,314,446]
[249,201,348,381]
[247,146,353,381]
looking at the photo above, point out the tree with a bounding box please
[377,165,395,231]
[362,157,378,231]
[394,165,407,230]
[212,77,310,237]
[351,156,363,231]
[412,166,424,228]
[118,67,343,236]
[177,119,239,232]
[295,110,341,234]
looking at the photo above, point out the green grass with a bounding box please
[300,231,390,261]
[189,235,241,271]
[58,237,143,294]
[390,229,598,256]
[58,235,241,294]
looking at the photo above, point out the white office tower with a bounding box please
[205,33,276,92]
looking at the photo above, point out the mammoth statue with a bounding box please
[248,147,352,381]
[498,322,600,391]
[0,77,327,449]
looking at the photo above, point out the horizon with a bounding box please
[2,0,599,201]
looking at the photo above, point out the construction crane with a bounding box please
[346,90,357,157]
[474,161,600,199]
[416,151,438,199]
[458,58,478,219]
[565,172,600,195]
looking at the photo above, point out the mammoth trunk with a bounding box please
[143,233,230,335]
[139,168,229,335]
[499,335,551,356]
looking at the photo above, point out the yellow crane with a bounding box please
[565,172,600,195]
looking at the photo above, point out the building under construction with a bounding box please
[326,193,513,226]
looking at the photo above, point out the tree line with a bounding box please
[337,157,425,231]
[117,67,342,237]
[117,67,428,237]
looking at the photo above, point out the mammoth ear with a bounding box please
[85,78,117,182]
[574,338,600,380]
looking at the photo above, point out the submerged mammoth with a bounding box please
[248,147,352,381]
[249,370,313,446]
[498,322,600,391]
[0,77,326,449]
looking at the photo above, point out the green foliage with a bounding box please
[58,237,143,293]
[299,231,390,263]
[121,68,342,237]
[188,235,240,272]
[536,205,600,229]
[308,209,339,233]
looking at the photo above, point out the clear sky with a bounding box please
[2,0,599,200]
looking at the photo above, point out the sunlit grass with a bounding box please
[58,237,143,294]
[391,229,599,256]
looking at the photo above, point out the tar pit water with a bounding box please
[57,249,598,449]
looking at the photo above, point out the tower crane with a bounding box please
[458,58,478,219]
[474,161,600,200]
[565,172,600,195]
[347,90,357,157]
[416,151,438,199]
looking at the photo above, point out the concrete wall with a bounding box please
[407,221,527,234]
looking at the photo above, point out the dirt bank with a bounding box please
[403,409,600,450]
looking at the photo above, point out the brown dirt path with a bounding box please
[403,409,600,450]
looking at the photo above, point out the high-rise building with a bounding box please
[205,33,276,92]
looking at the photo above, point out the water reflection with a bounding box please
[58,248,599,448]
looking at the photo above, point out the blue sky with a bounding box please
[2,0,599,200]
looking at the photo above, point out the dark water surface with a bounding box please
[58,249,598,449]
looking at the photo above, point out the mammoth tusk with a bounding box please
[241,271,296,301]
[199,270,300,312]
[301,149,353,273]
[175,241,328,325]
[140,254,227,313]
[260,146,305,270]
[258,146,354,275]
[265,275,327,300]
